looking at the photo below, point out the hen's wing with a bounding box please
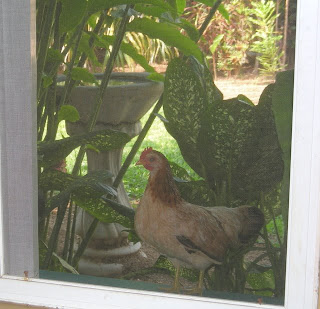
[175,204,263,265]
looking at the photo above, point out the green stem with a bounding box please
[197,0,223,41]
[37,0,58,96]
[266,198,283,248]
[36,0,47,52]
[37,90,49,139]
[56,16,87,112]
[67,205,78,264]
[62,202,73,260]
[113,95,163,189]
[71,217,99,267]
[65,11,107,105]
[42,199,69,268]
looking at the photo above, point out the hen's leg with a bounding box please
[183,270,204,296]
[160,264,180,294]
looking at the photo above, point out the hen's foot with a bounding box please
[160,264,181,294]
[182,270,205,296]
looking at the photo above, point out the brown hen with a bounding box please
[134,147,264,295]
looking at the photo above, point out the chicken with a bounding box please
[134,147,264,295]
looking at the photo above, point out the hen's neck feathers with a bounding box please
[146,155,182,206]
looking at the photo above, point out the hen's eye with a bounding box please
[149,157,155,162]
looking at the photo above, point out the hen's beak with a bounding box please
[135,159,143,166]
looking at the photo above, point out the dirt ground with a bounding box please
[48,73,273,290]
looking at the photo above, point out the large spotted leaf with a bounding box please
[197,98,259,196]
[163,57,222,177]
[75,197,134,228]
[40,170,115,217]
[39,168,134,227]
[233,84,284,201]
[38,129,131,168]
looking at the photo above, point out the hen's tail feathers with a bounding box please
[238,206,265,244]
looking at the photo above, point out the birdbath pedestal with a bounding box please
[62,72,163,277]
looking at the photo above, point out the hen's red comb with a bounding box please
[140,147,153,160]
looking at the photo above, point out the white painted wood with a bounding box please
[0,0,38,277]
[284,0,320,308]
[0,276,282,309]
[0,0,319,308]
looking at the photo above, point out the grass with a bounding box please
[122,107,198,200]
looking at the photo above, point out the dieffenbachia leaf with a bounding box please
[232,85,284,200]
[197,98,259,192]
[163,57,222,177]
[38,129,131,168]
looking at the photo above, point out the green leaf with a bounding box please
[163,57,222,177]
[46,48,64,64]
[236,94,254,106]
[78,33,101,67]
[176,180,214,206]
[39,241,72,272]
[39,170,76,192]
[38,129,131,168]
[176,0,186,15]
[41,170,116,216]
[209,34,224,54]
[197,98,259,192]
[70,67,98,84]
[60,0,87,33]
[87,0,174,14]
[42,75,53,88]
[218,4,229,21]
[154,255,198,282]
[76,197,134,228]
[197,0,214,6]
[177,19,199,42]
[53,252,79,274]
[96,35,156,73]
[271,70,294,227]
[135,4,167,17]
[169,161,193,181]
[126,18,203,62]
[246,270,275,297]
[147,72,165,82]
[58,105,80,123]
[233,85,284,200]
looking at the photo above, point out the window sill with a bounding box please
[39,270,284,306]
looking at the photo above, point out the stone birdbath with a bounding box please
[58,72,163,277]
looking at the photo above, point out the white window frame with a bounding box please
[0,0,319,308]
